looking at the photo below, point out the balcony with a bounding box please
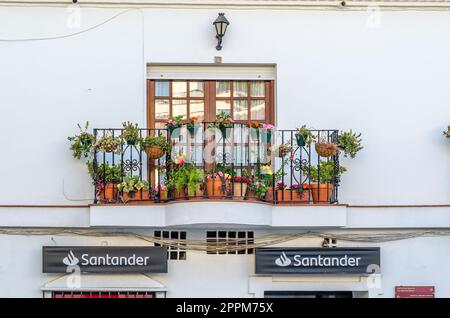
[91,123,342,206]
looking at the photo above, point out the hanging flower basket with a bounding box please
[295,133,308,147]
[249,127,260,140]
[168,126,181,139]
[219,125,232,139]
[187,125,199,138]
[315,141,339,157]
[146,146,165,159]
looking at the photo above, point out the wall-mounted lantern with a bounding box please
[213,13,229,51]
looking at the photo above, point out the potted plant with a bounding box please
[295,125,315,147]
[140,134,171,160]
[153,184,168,201]
[93,134,123,154]
[270,143,293,158]
[290,183,310,202]
[117,175,149,201]
[443,126,450,139]
[302,160,346,204]
[261,123,275,144]
[205,168,230,197]
[208,111,234,139]
[315,138,339,157]
[187,168,205,197]
[259,164,276,201]
[231,176,250,199]
[248,121,261,140]
[67,122,95,160]
[87,162,122,201]
[253,180,269,200]
[167,154,189,199]
[166,115,183,139]
[337,130,363,158]
[121,121,140,146]
[275,182,290,201]
[187,116,199,138]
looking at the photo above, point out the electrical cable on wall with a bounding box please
[0,8,137,42]
[1,228,450,252]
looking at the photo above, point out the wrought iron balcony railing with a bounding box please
[92,123,340,205]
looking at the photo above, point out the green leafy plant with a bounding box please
[121,121,140,145]
[139,134,171,152]
[165,115,184,133]
[117,175,149,194]
[208,111,234,129]
[166,163,200,195]
[87,161,122,184]
[67,122,95,160]
[302,160,347,184]
[338,130,363,159]
[93,134,123,153]
[208,112,234,139]
[252,179,268,198]
[271,143,293,157]
[295,125,315,146]
[444,126,450,139]
[187,168,205,196]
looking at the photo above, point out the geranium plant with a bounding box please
[209,111,234,139]
[166,115,184,138]
[252,180,268,198]
[187,116,199,137]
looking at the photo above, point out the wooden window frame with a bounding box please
[147,80,275,127]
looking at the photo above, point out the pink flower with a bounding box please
[262,123,274,130]
[225,117,233,123]
[291,184,300,189]
[176,155,185,165]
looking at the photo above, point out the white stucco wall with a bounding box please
[0,230,449,298]
[0,7,448,205]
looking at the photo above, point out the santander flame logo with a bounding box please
[62,250,79,266]
[275,252,291,267]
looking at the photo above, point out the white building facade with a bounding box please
[0,0,449,298]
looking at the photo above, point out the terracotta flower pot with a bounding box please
[122,189,149,201]
[174,188,187,199]
[187,183,204,197]
[291,188,311,203]
[309,184,334,203]
[244,189,256,200]
[265,187,274,201]
[206,179,227,197]
[158,189,168,201]
[97,183,118,200]
[276,189,293,201]
[232,183,248,199]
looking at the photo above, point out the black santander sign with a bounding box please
[43,246,168,273]
[255,247,380,275]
